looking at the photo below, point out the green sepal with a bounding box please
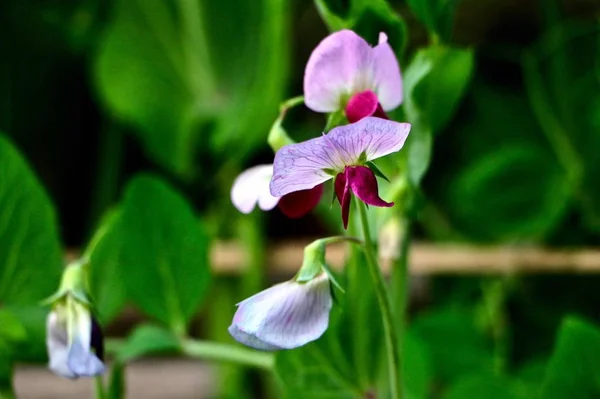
[324,110,346,132]
[366,161,390,183]
[267,96,304,152]
[295,240,326,283]
[321,263,345,294]
[40,261,91,307]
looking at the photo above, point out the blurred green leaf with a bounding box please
[315,0,407,58]
[402,331,433,399]
[540,317,600,399]
[411,307,494,384]
[88,209,127,325]
[119,174,211,334]
[404,46,474,135]
[405,0,458,41]
[117,324,180,363]
[95,0,288,176]
[406,124,432,186]
[448,144,570,241]
[0,310,27,344]
[276,315,361,399]
[5,306,48,362]
[442,373,524,399]
[403,46,473,185]
[0,135,62,305]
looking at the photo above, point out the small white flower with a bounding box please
[228,274,332,350]
[46,298,105,378]
[231,164,279,214]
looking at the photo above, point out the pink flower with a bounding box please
[304,30,403,123]
[231,164,323,218]
[270,117,411,228]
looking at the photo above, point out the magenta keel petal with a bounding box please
[334,172,352,229]
[347,165,393,208]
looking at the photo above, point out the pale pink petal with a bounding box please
[270,137,340,197]
[373,32,403,110]
[231,165,279,214]
[304,30,374,112]
[324,117,411,163]
[228,274,332,350]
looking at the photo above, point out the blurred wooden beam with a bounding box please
[211,241,600,275]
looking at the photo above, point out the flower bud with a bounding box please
[228,273,332,351]
[44,261,105,378]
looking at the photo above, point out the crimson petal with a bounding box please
[347,165,393,208]
[278,184,324,218]
[334,172,352,229]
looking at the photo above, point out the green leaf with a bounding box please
[94,0,288,176]
[119,174,210,334]
[540,317,600,399]
[406,123,432,186]
[448,144,570,241]
[404,45,474,135]
[0,310,26,344]
[314,0,407,59]
[405,0,458,40]
[5,306,48,363]
[443,373,525,399]
[117,324,180,363]
[314,0,349,31]
[0,135,62,305]
[411,307,494,384]
[402,331,433,399]
[88,209,127,324]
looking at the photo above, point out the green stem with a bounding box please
[357,202,402,399]
[181,340,274,370]
[94,375,106,399]
[391,219,411,343]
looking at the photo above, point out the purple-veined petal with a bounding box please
[347,165,393,208]
[345,90,388,123]
[278,184,324,218]
[325,117,411,163]
[270,136,339,197]
[304,30,374,112]
[373,32,403,110]
[231,165,280,214]
[228,274,333,350]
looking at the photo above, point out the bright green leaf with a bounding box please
[95,0,288,176]
[404,45,474,135]
[117,324,180,363]
[119,174,211,334]
[88,209,127,324]
[0,135,62,305]
[540,317,600,399]
[0,310,26,344]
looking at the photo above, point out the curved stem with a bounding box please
[357,202,402,399]
[181,340,274,370]
[94,375,106,399]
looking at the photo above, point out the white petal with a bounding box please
[229,274,333,350]
[231,165,280,214]
[46,311,77,379]
[67,339,106,377]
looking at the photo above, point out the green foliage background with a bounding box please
[0,0,599,398]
